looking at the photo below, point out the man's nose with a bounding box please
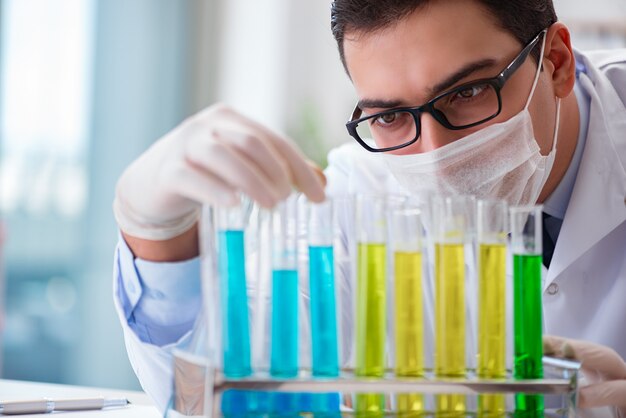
[418,113,459,152]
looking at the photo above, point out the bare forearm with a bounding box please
[122,224,199,262]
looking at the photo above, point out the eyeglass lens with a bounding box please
[355,81,500,150]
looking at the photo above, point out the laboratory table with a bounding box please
[0,379,159,417]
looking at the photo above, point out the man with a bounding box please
[113,0,626,414]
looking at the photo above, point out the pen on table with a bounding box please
[0,397,130,415]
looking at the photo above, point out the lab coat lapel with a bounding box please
[545,64,626,287]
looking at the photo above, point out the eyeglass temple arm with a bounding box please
[349,102,362,122]
[498,29,547,85]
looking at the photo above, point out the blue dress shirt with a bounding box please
[115,234,201,347]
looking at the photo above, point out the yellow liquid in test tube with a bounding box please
[478,243,507,415]
[435,243,466,415]
[394,251,424,414]
[356,243,387,415]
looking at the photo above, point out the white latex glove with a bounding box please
[114,104,326,240]
[544,335,626,416]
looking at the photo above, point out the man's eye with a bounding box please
[456,85,486,100]
[375,113,397,125]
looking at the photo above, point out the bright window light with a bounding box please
[0,0,93,217]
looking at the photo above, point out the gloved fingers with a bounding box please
[229,112,326,203]
[185,135,284,208]
[161,158,238,207]
[543,335,626,380]
[570,342,626,381]
[208,105,326,203]
[579,380,626,409]
[213,127,292,201]
[270,137,326,203]
[307,160,328,188]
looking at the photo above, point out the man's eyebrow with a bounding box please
[357,58,499,111]
[357,98,406,110]
[429,58,498,96]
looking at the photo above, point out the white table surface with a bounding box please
[0,379,160,417]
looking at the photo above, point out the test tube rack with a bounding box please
[188,203,579,418]
[201,357,579,418]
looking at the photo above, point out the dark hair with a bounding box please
[331,0,557,70]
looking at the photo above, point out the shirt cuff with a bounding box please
[115,235,201,346]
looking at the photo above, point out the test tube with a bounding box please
[477,199,508,416]
[308,199,339,377]
[215,201,252,378]
[391,208,425,415]
[355,194,387,414]
[307,199,342,415]
[431,195,473,415]
[510,206,544,415]
[268,195,302,416]
[214,199,254,416]
[270,195,299,378]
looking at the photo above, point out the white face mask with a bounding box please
[382,35,561,207]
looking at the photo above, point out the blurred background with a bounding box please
[0,0,625,391]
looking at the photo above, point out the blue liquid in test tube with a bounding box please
[270,269,299,377]
[223,390,274,417]
[217,230,252,378]
[217,229,256,417]
[309,245,339,377]
[269,268,302,417]
[215,199,255,416]
[309,245,342,415]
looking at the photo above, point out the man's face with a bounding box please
[343,0,557,156]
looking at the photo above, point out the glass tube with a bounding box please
[214,198,255,416]
[268,195,303,416]
[510,205,544,415]
[270,195,299,378]
[431,195,474,416]
[215,201,252,378]
[307,199,341,415]
[355,195,387,415]
[390,208,425,415]
[308,199,339,377]
[477,199,508,416]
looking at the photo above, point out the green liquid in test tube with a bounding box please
[431,195,474,417]
[477,199,507,417]
[511,206,544,415]
[356,242,387,377]
[355,195,387,415]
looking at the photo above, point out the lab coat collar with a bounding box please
[545,51,626,287]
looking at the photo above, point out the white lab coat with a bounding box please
[115,49,626,414]
[541,50,626,358]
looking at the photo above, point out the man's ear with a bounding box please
[543,22,577,98]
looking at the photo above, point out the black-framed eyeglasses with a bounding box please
[345,29,547,153]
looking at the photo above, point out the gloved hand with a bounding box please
[544,335,626,416]
[114,104,326,240]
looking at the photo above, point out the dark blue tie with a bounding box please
[542,212,562,269]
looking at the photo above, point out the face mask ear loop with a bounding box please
[549,98,562,155]
[524,31,548,111]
